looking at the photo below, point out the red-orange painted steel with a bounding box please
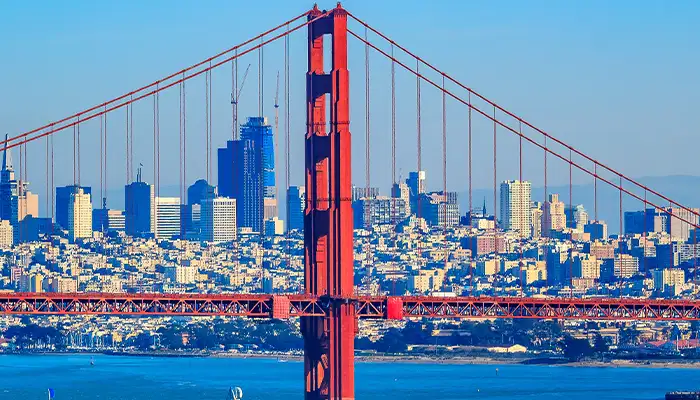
[303,4,355,400]
[3,293,700,321]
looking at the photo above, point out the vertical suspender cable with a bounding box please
[130,95,134,182]
[468,92,472,218]
[205,71,210,183]
[77,116,81,186]
[390,43,396,295]
[519,121,523,296]
[284,24,290,288]
[544,136,548,286]
[493,106,498,293]
[183,76,187,205]
[468,93,473,295]
[45,128,49,221]
[442,74,448,274]
[208,61,212,184]
[416,58,422,266]
[643,189,647,276]
[100,113,104,211]
[594,163,598,221]
[179,80,184,238]
[364,26,371,294]
[569,148,573,296]
[51,132,54,221]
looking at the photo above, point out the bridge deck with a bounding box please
[1,293,699,321]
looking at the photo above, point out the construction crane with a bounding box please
[231,63,251,139]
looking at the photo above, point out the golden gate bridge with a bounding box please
[3,3,700,399]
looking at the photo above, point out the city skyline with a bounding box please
[1,3,700,399]
[0,1,697,221]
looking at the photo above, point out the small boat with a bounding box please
[227,387,243,400]
[90,357,95,366]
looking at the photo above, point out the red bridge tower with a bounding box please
[302,4,355,400]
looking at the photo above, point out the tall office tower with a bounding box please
[391,181,411,215]
[419,192,460,227]
[56,185,92,230]
[217,122,265,233]
[565,204,589,231]
[542,193,566,237]
[124,167,155,237]
[531,202,543,239]
[584,220,608,241]
[93,208,125,232]
[200,197,237,243]
[0,136,38,243]
[68,188,92,242]
[406,171,426,214]
[182,179,216,237]
[240,116,275,198]
[499,180,532,238]
[155,197,181,239]
[287,186,305,232]
[667,207,700,241]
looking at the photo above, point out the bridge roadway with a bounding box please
[1,293,699,321]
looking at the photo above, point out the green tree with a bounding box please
[562,336,594,361]
[375,328,407,354]
[592,333,609,354]
[618,327,640,346]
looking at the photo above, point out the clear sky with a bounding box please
[0,0,698,215]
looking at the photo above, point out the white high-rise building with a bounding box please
[68,188,92,242]
[155,197,181,239]
[500,180,532,238]
[201,197,237,243]
[0,220,13,247]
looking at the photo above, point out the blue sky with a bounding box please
[0,0,698,214]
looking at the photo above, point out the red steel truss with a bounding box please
[3,293,700,321]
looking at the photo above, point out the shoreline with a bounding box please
[5,351,700,369]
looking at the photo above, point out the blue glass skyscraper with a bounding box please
[217,117,274,234]
[240,117,275,199]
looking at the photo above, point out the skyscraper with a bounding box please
[217,117,270,234]
[155,197,181,239]
[391,181,411,215]
[68,188,92,242]
[406,171,426,215]
[124,167,155,237]
[565,204,589,231]
[93,208,125,233]
[499,180,532,238]
[1,135,39,243]
[418,192,459,227]
[200,197,237,243]
[240,117,275,200]
[287,186,305,232]
[56,185,92,230]
[183,179,216,237]
[542,193,566,237]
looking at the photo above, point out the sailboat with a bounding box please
[90,357,95,367]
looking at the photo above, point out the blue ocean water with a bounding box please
[0,354,699,399]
